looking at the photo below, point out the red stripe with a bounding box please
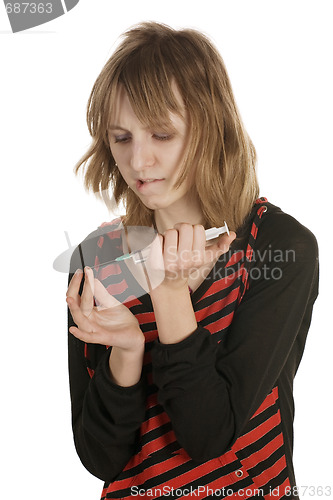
[143,330,159,345]
[141,411,171,434]
[124,296,142,308]
[253,454,287,488]
[206,311,236,335]
[106,280,128,295]
[250,387,279,419]
[251,222,258,239]
[146,393,159,409]
[200,266,244,300]
[240,433,284,471]
[258,207,266,218]
[225,250,245,267]
[196,287,239,322]
[232,411,281,453]
[246,244,253,261]
[255,197,268,204]
[142,429,178,456]
[106,229,122,239]
[266,476,291,499]
[105,453,189,494]
[99,263,121,280]
[137,311,156,325]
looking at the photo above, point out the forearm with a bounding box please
[150,283,197,344]
[69,336,146,482]
[109,343,145,387]
[151,327,234,462]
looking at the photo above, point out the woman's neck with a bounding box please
[153,197,205,234]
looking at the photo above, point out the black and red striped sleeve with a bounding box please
[151,210,319,462]
[67,230,147,482]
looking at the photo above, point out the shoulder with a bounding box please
[98,216,123,230]
[69,217,123,274]
[241,201,319,301]
[256,202,318,263]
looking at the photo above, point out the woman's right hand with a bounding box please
[66,267,145,353]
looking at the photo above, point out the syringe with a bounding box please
[115,221,230,264]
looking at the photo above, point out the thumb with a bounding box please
[217,231,236,251]
[93,278,122,309]
[205,231,236,261]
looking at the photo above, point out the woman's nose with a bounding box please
[130,141,155,171]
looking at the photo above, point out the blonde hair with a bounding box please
[75,22,259,231]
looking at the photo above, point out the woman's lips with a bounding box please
[136,179,165,191]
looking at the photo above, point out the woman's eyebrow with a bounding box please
[108,124,128,131]
[108,122,179,133]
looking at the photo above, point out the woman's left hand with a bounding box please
[145,223,236,291]
[66,267,144,350]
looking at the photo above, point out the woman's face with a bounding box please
[107,85,193,212]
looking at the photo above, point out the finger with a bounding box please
[81,267,95,316]
[67,296,96,332]
[145,233,164,271]
[66,269,83,306]
[143,234,165,291]
[192,224,206,264]
[93,278,123,309]
[176,224,194,267]
[69,323,126,347]
[217,231,236,251]
[163,228,179,270]
[173,222,186,231]
[69,326,106,345]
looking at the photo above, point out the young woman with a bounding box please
[66,22,319,500]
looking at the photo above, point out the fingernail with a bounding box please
[84,266,90,273]
[75,269,83,275]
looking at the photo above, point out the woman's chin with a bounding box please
[136,194,168,211]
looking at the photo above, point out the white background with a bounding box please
[1,1,332,499]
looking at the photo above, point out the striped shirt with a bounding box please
[68,198,319,500]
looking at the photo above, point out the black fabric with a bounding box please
[67,201,319,493]
[151,209,319,466]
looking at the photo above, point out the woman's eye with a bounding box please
[114,135,131,144]
[153,134,173,141]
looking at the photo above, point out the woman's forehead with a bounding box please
[108,83,187,130]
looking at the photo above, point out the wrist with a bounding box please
[150,285,197,344]
[126,326,146,353]
[150,279,189,298]
[109,343,145,387]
